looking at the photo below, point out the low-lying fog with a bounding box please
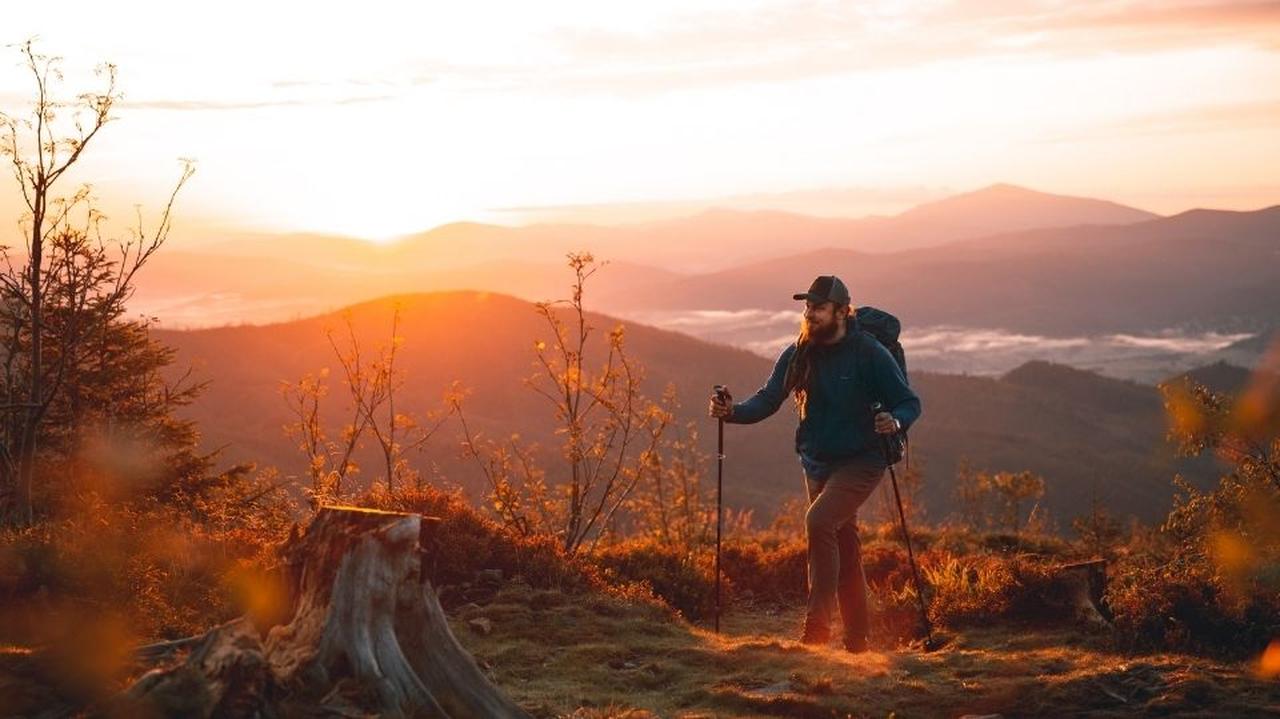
[619,309,1256,384]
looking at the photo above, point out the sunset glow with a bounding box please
[2,1,1279,243]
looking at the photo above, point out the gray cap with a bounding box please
[793,275,850,305]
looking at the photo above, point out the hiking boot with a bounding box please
[800,626,830,645]
[843,635,868,653]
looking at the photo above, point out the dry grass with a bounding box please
[453,581,1280,718]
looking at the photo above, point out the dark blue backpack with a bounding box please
[853,306,907,381]
[853,306,909,464]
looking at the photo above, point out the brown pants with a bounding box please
[803,456,885,645]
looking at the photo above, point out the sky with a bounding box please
[2,0,1279,244]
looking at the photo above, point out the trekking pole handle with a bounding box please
[714,385,729,459]
[871,401,889,453]
[871,401,886,430]
[871,401,900,434]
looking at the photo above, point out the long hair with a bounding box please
[784,303,851,419]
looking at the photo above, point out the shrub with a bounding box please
[720,538,807,602]
[1108,544,1280,658]
[861,542,909,586]
[589,538,722,620]
[861,545,1070,641]
[1104,372,1280,657]
[921,552,1061,626]
[357,483,601,594]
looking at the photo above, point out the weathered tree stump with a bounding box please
[1053,558,1110,628]
[117,506,530,718]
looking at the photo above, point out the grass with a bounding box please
[453,581,1280,718]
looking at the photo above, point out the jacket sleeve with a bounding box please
[868,341,921,430]
[727,344,795,424]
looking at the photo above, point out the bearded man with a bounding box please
[708,275,921,652]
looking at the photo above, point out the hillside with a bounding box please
[156,292,1216,526]
[1168,361,1256,394]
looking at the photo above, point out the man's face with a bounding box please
[803,300,844,341]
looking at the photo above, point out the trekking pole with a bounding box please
[872,402,937,649]
[714,385,729,634]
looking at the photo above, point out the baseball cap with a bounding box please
[793,275,850,305]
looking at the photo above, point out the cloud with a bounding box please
[745,334,800,357]
[1053,0,1280,31]
[269,77,435,90]
[124,75,433,112]
[110,2,1275,103]
[905,327,1092,356]
[1039,98,1280,143]
[507,1,1280,95]
[120,94,397,111]
[1107,331,1254,353]
[622,308,800,331]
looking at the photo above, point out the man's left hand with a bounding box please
[874,411,901,435]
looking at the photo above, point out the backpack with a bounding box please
[853,306,907,378]
[852,306,909,465]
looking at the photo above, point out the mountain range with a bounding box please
[135,184,1169,328]
[597,204,1280,335]
[156,292,1225,528]
[130,183,1280,388]
[184,183,1157,271]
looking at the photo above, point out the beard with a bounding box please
[806,317,839,342]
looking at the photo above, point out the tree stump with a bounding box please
[1053,558,1110,628]
[118,506,531,718]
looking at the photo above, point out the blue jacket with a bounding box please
[727,330,921,472]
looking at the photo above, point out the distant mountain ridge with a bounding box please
[1167,361,1255,394]
[600,204,1280,336]
[134,183,1170,330]
[155,292,1220,527]
[871,183,1158,251]
[180,183,1160,272]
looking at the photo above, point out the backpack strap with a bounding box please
[854,327,882,406]
[856,327,909,467]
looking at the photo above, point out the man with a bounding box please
[708,275,921,652]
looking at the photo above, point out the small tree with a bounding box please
[626,396,718,555]
[953,458,991,529]
[1071,480,1124,557]
[456,253,670,554]
[281,304,451,505]
[0,41,193,524]
[952,461,1046,534]
[989,470,1046,534]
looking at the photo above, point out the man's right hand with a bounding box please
[709,389,734,419]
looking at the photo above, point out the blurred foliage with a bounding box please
[0,467,294,645]
[1107,349,1280,658]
